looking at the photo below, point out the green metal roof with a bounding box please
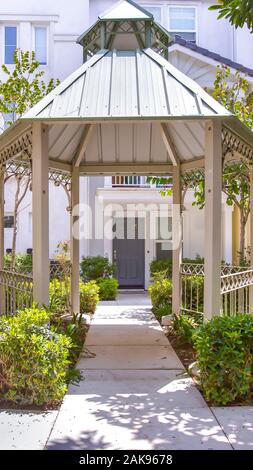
[22,48,231,121]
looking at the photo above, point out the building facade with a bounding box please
[1,0,253,288]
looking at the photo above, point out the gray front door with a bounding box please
[113,218,145,288]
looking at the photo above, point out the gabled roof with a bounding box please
[170,36,253,78]
[99,0,152,21]
[22,48,231,121]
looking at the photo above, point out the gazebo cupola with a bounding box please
[77,0,171,61]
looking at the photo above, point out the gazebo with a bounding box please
[1,0,253,319]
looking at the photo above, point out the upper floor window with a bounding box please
[34,26,47,65]
[142,5,162,23]
[4,213,14,229]
[168,6,197,43]
[5,26,17,64]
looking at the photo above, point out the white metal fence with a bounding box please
[181,263,253,316]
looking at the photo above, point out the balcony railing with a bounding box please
[112,176,149,187]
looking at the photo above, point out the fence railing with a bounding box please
[0,269,33,315]
[181,263,253,316]
[0,261,71,315]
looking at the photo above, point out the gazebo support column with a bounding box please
[32,123,49,305]
[70,167,80,315]
[204,120,222,319]
[172,164,182,315]
[249,166,253,312]
[0,168,4,314]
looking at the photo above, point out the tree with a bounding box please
[209,0,253,31]
[148,65,253,264]
[0,50,59,266]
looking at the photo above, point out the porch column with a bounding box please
[0,167,4,314]
[172,164,182,315]
[249,166,253,312]
[32,122,49,305]
[70,167,80,314]
[204,120,222,319]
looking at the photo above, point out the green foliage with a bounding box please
[173,313,202,344]
[155,304,172,320]
[79,281,100,314]
[80,256,115,281]
[148,279,172,315]
[96,277,118,300]
[150,259,172,280]
[0,50,59,128]
[49,278,70,314]
[4,253,32,274]
[193,314,253,405]
[209,1,253,30]
[0,307,72,405]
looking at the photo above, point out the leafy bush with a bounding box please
[80,256,115,281]
[49,278,70,313]
[193,314,253,405]
[150,259,172,279]
[96,277,118,300]
[4,253,32,274]
[173,313,201,344]
[155,304,172,320]
[148,279,172,315]
[80,281,99,313]
[0,307,72,405]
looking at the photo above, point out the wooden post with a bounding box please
[70,167,80,315]
[145,22,152,48]
[0,167,4,314]
[32,122,49,305]
[204,120,222,319]
[249,166,253,312]
[172,164,182,315]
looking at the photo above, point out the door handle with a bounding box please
[113,249,117,262]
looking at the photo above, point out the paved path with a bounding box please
[46,294,233,450]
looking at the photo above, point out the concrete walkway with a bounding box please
[47,294,233,450]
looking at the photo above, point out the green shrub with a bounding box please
[173,313,201,344]
[0,307,72,405]
[80,281,99,313]
[155,304,172,320]
[96,277,118,300]
[49,278,70,313]
[148,279,172,314]
[4,253,32,274]
[80,256,115,281]
[193,314,253,405]
[150,259,172,279]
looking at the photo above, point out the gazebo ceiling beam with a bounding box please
[72,124,94,168]
[160,123,180,166]
[79,163,174,175]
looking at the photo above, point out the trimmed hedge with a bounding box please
[0,307,72,405]
[80,256,115,281]
[148,279,172,316]
[79,281,99,313]
[193,314,253,405]
[97,277,118,300]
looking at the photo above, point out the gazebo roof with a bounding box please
[98,0,153,21]
[0,49,253,176]
[23,48,230,121]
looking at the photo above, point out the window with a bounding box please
[35,27,47,65]
[4,26,17,64]
[4,214,14,228]
[168,6,197,43]
[142,5,162,23]
[156,216,172,260]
